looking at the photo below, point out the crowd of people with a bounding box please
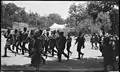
[1,27,119,71]
[90,32,119,71]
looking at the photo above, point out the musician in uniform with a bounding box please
[3,28,13,57]
[21,27,28,55]
[57,32,69,62]
[31,30,46,67]
[27,30,35,57]
[66,34,72,59]
[12,29,18,51]
[49,31,57,57]
[16,31,22,53]
[44,32,50,54]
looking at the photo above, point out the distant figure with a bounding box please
[75,32,84,59]
[57,32,69,62]
[55,30,60,50]
[90,33,99,49]
[81,33,85,49]
[66,34,72,59]
[98,34,105,56]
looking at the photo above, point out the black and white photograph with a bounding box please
[1,1,119,72]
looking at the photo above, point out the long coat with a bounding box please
[31,36,44,65]
[103,37,114,65]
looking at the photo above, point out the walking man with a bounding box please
[12,29,18,51]
[57,32,69,62]
[66,34,72,59]
[21,27,28,55]
[44,32,50,54]
[49,31,57,57]
[16,31,22,53]
[3,28,14,57]
[75,32,84,59]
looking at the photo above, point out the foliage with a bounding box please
[86,1,119,35]
[66,1,119,35]
[1,2,65,29]
[68,3,88,27]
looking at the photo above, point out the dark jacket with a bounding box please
[75,36,85,46]
[58,35,66,50]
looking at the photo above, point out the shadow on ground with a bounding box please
[1,58,104,71]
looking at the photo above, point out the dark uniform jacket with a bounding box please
[76,36,85,46]
[58,35,66,50]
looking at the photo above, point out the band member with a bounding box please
[75,32,84,59]
[57,32,69,62]
[44,32,50,54]
[31,30,46,67]
[3,29,14,57]
[12,29,18,51]
[27,30,35,57]
[49,31,57,57]
[81,33,85,49]
[55,30,60,50]
[66,34,72,59]
[16,31,22,53]
[21,27,28,55]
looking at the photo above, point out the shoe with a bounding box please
[81,54,84,58]
[67,56,70,60]
[76,57,80,59]
[58,60,62,62]
[43,60,46,64]
[2,55,8,57]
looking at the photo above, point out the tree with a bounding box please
[48,13,65,24]
[68,3,88,27]
[65,16,76,28]
[1,3,20,28]
[67,3,92,34]
[87,1,119,35]
[1,2,29,28]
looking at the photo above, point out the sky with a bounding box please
[3,1,87,19]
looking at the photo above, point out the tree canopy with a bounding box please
[65,1,119,35]
[1,2,65,29]
[2,1,119,35]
